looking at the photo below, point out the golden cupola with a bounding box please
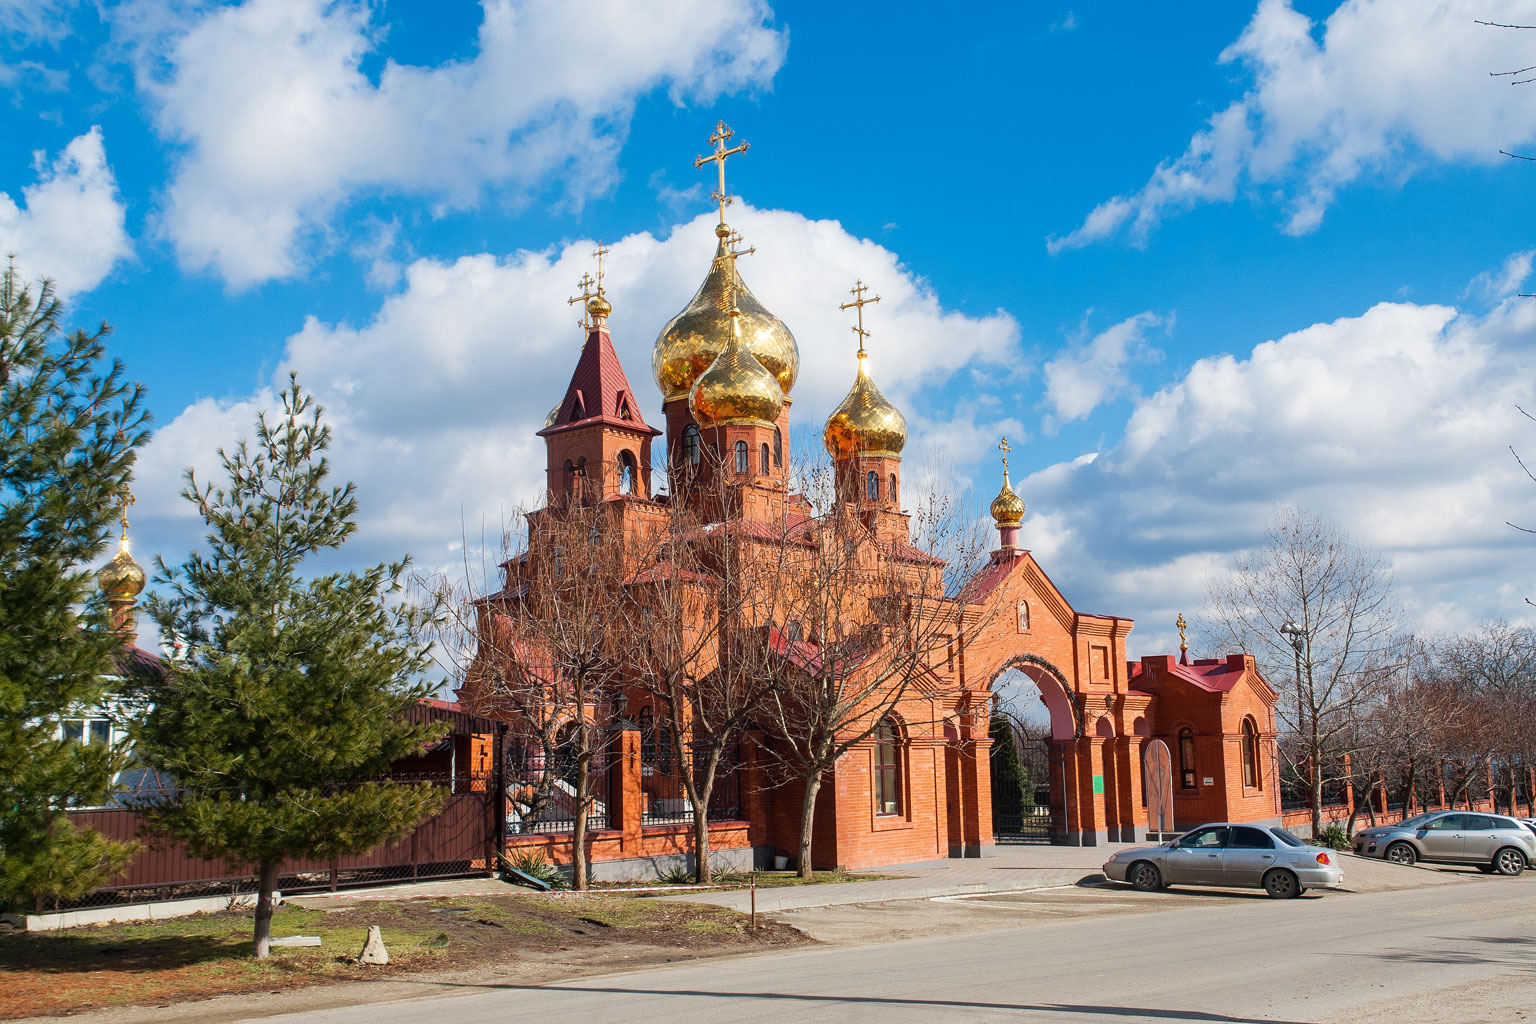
[990,470,1026,528]
[823,282,906,460]
[688,298,785,429]
[99,489,146,633]
[654,223,799,402]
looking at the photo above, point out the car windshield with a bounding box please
[1269,828,1306,848]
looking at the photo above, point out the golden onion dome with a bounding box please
[823,352,907,459]
[653,223,799,402]
[99,541,146,604]
[688,310,785,429]
[588,292,611,320]
[544,403,560,428]
[990,470,1026,528]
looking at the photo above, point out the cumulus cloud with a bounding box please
[1017,259,1536,657]
[1042,311,1167,422]
[136,205,1020,583]
[128,0,787,287]
[0,127,132,298]
[1049,0,1536,252]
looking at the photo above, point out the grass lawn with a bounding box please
[0,893,806,1019]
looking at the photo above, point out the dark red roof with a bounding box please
[957,549,1023,603]
[1130,654,1262,694]
[537,323,660,439]
[884,538,945,566]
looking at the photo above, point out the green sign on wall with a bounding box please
[1092,775,1104,794]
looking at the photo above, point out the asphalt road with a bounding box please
[251,876,1536,1024]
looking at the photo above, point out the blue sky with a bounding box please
[5,0,1536,660]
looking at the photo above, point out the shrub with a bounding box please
[1314,825,1351,851]
[504,848,566,890]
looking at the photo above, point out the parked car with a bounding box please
[1351,811,1536,875]
[1103,823,1343,899]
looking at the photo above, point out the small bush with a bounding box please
[657,864,695,886]
[1314,825,1351,851]
[504,849,566,890]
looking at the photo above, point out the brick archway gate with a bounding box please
[988,655,1081,845]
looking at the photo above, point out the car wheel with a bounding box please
[1263,869,1300,899]
[1130,861,1163,892]
[1494,847,1527,876]
[1385,842,1417,866]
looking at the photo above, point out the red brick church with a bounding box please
[459,124,1283,875]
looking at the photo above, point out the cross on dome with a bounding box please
[998,435,1011,474]
[840,279,881,356]
[567,271,597,330]
[694,121,750,226]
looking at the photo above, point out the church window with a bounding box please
[786,619,803,643]
[619,451,637,494]
[774,427,783,467]
[1017,601,1030,632]
[682,425,701,466]
[1178,728,1196,790]
[866,471,880,501]
[734,440,749,473]
[1241,717,1260,789]
[760,443,770,474]
[874,717,902,815]
[889,473,897,503]
[562,459,576,497]
[638,707,671,770]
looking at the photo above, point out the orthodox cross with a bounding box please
[116,486,135,544]
[568,271,597,330]
[722,230,755,312]
[694,120,749,225]
[1176,613,1189,655]
[997,436,1011,475]
[839,279,880,355]
[591,241,610,295]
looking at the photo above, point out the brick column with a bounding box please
[609,724,642,855]
[1121,736,1144,842]
[741,730,767,849]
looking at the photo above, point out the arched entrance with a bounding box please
[988,656,1078,844]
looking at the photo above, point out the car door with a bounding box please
[1165,826,1228,883]
[1417,813,1468,862]
[1463,815,1503,862]
[1221,826,1279,886]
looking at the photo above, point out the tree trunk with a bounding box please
[796,770,824,880]
[1401,760,1416,822]
[253,861,279,960]
[691,794,712,884]
[573,747,589,892]
[1309,750,1323,838]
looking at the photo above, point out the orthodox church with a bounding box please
[458,122,1286,872]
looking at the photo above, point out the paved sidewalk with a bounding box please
[661,842,1133,913]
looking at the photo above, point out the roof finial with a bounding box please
[1177,613,1189,664]
[116,485,135,550]
[694,120,750,228]
[998,435,1011,479]
[567,271,597,331]
[722,230,755,316]
[839,279,880,358]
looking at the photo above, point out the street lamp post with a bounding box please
[1280,620,1311,830]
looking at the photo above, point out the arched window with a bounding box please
[681,424,701,466]
[889,473,897,503]
[1242,718,1260,789]
[734,440,749,473]
[866,471,880,501]
[618,451,637,494]
[773,427,783,467]
[638,707,671,770]
[1017,601,1030,632]
[1178,728,1196,790]
[875,718,902,815]
[760,442,770,474]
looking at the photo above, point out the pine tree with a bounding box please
[133,375,444,958]
[0,265,148,909]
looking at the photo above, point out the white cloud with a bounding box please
[1049,0,1536,252]
[1042,311,1166,422]
[1017,257,1536,656]
[0,127,132,298]
[130,0,787,287]
[137,205,1020,584]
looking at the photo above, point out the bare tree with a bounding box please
[755,457,993,878]
[1204,506,1399,835]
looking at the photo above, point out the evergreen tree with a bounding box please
[988,714,1032,818]
[0,265,148,909]
[134,376,443,958]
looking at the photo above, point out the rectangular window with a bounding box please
[875,732,900,815]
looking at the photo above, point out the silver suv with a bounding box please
[1352,811,1536,875]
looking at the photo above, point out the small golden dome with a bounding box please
[653,227,799,402]
[588,293,611,320]
[688,313,785,429]
[990,470,1026,528]
[823,353,907,459]
[544,403,560,428]
[99,542,146,604]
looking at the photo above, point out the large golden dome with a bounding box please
[99,542,146,604]
[823,352,907,459]
[689,311,785,429]
[654,223,799,402]
[990,470,1026,528]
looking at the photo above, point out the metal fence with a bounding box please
[639,749,743,826]
[504,741,613,834]
[44,772,493,913]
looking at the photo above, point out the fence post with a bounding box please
[610,719,642,855]
[494,722,508,872]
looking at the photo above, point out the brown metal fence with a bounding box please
[48,772,494,913]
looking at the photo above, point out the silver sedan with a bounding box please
[1351,811,1535,874]
[1103,823,1344,899]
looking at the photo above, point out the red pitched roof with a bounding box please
[1130,654,1266,695]
[537,323,660,439]
[957,549,1023,603]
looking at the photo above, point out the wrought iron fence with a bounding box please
[503,741,613,834]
